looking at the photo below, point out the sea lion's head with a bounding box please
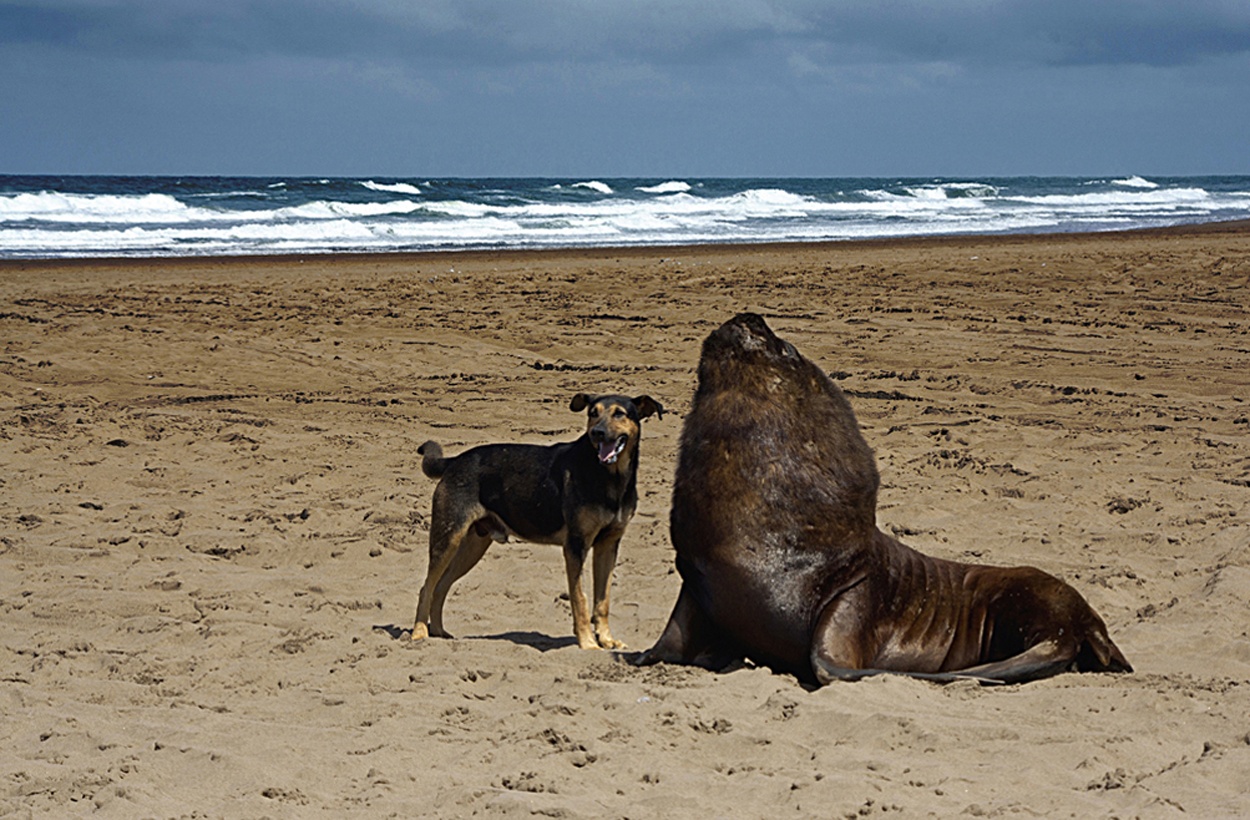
[687,313,879,522]
[697,312,811,398]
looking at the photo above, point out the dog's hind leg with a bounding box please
[590,532,625,649]
[412,494,484,640]
[426,526,492,639]
[412,523,464,640]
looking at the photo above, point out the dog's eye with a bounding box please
[613,408,626,419]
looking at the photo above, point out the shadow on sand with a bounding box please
[372,624,578,652]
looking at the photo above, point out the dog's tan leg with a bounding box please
[427,529,492,638]
[564,542,598,649]
[412,511,476,640]
[591,534,625,649]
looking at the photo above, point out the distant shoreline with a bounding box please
[5,217,1249,272]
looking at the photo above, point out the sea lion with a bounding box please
[637,313,1131,685]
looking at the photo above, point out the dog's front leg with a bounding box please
[563,538,599,649]
[591,532,625,649]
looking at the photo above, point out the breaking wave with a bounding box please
[3,175,1248,258]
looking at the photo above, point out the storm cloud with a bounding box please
[6,1,1249,65]
[2,0,1248,175]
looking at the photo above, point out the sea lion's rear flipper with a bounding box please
[810,595,1059,686]
[937,640,1083,685]
[634,582,740,670]
[951,610,1132,682]
[1076,628,1133,674]
[810,656,1007,686]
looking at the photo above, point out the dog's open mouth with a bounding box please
[598,435,627,464]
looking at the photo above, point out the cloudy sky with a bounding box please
[2,0,1248,177]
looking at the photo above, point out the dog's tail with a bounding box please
[418,441,449,479]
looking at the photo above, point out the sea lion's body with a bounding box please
[639,313,1131,685]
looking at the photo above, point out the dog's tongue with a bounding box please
[598,438,624,464]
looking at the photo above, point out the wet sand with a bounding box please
[2,224,1249,817]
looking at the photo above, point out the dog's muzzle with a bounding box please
[597,435,627,464]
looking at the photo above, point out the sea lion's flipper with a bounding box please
[951,625,1131,683]
[634,582,740,670]
[810,656,1007,686]
[811,590,1016,686]
[945,640,1085,684]
[1077,627,1133,674]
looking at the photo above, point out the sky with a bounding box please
[2,0,1249,177]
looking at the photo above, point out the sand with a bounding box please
[2,224,1249,818]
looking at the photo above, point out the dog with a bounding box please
[411,392,663,649]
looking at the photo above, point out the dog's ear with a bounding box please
[633,395,664,421]
[570,393,596,412]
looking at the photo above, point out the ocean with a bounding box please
[2,175,1248,259]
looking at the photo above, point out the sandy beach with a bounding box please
[3,224,1249,817]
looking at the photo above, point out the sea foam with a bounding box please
[571,181,614,194]
[637,181,693,194]
[0,191,196,223]
[1111,176,1159,189]
[4,175,1249,258]
[361,180,423,195]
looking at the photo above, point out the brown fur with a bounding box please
[638,313,1131,685]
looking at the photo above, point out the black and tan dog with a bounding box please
[411,393,663,649]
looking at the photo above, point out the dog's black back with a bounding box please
[425,438,629,543]
[418,393,663,546]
